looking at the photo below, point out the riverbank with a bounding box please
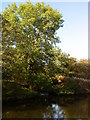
[3,76,90,102]
[3,90,90,103]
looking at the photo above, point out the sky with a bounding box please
[1,1,88,60]
[48,2,88,60]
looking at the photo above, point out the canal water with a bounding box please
[2,95,89,119]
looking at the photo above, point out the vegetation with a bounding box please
[1,2,90,101]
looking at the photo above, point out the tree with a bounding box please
[2,2,64,91]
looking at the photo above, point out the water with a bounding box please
[2,95,89,119]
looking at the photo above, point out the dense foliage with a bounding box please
[1,2,90,100]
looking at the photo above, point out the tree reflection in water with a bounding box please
[43,104,66,119]
[3,96,89,119]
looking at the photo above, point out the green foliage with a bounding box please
[2,2,63,82]
[3,80,37,101]
[2,2,89,100]
[2,2,64,97]
[51,77,88,95]
[59,79,87,95]
[72,59,89,79]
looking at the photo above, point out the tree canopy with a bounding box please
[2,2,64,91]
[2,2,90,99]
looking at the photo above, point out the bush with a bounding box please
[3,80,37,101]
[60,79,87,94]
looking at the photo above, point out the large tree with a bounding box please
[2,2,64,91]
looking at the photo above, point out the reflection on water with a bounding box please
[43,104,66,119]
[3,95,89,119]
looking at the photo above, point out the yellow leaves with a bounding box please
[53,9,62,18]
[38,38,41,42]
[20,20,26,26]
[55,74,65,83]
[47,22,52,28]
[28,18,35,24]
[45,10,51,15]
[41,13,46,18]
[43,26,46,30]
[41,6,45,11]
[43,22,52,31]
[11,3,17,10]
[9,14,15,21]
[44,66,49,73]
[36,2,41,7]
[58,80,62,83]
[0,51,3,56]
[18,4,25,11]
[0,60,2,65]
